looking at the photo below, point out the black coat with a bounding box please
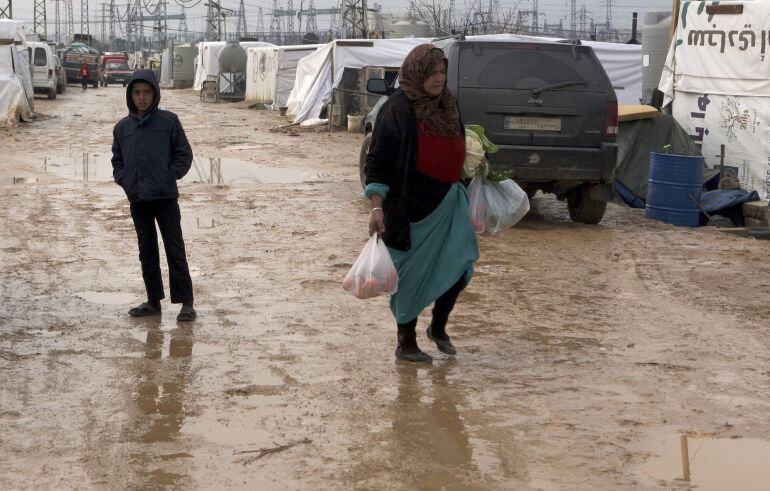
[365,89,464,251]
[111,69,193,202]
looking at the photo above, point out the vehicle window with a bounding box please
[460,45,602,90]
[107,62,130,70]
[34,47,47,66]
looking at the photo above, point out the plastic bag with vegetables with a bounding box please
[343,233,399,299]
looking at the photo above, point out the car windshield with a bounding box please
[107,62,129,70]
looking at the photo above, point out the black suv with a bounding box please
[360,38,618,224]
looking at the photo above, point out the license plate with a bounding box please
[504,116,562,131]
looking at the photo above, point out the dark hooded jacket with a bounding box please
[111,69,193,202]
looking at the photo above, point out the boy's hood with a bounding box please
[125,69,161,115]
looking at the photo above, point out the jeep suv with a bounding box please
[360,38,618,224]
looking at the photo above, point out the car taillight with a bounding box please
[48,68,53,78]
[604,101,618,137]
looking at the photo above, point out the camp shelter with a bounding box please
[245,44,321,109]
[286,38,430,123]
[659,0,770,199]
[0,20,33,127]
[160,44,198,88]
[193,41,274,91]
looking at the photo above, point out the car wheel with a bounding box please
[47,87,55,99]
[104,81,109,87]
[567,185,607,224]
[359,132,372,190]
[93,82,98,88]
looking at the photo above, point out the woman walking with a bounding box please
[364,44,479,364]
[79,62,90,91]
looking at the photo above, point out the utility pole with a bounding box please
[55,0,61,44]
[270,0,281,43]
[306,0,317,33]
[0,0,11,20]
[109,0,115,49]
[605,0,612,41]
[578,3,587,38]
[286,0,294,33]
[531,0,538,33]
[155,0,167,49]
[569,0,576,37]
[341,0,368,39]
[256,7,264,33]
[81,0,90,44]
[236,0,247,38]
[179,12,187,42]
[206,1,223,41]
[67,0,75,43]
[34,0,48,39]
[101,3,106,46]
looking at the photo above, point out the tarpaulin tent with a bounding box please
[245,44,321,109]
[286,38,430,123]
[658,0,770,199]
[0,20,33,127]
[287,35,642,124]
[193,41,274,91]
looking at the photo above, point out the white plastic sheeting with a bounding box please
[245,45,321,109]
[287,36,642,123]
[193,41,274,90]
[0,20,32,126]
[461,34,643,104]
[286,38,430,123]
[659,0,770,198]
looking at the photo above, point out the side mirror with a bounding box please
[366,78,392,96]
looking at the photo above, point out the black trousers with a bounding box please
[129,199,193,304]
[81,78,87,90]
[398,276,466,332]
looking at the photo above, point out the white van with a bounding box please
[27,41,57,99]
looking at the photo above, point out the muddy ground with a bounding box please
[1,85,769,490]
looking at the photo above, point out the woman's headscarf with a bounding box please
[398,44,461,137]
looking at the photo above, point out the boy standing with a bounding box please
[111,69,196,322]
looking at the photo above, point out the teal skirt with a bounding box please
[387,183,479,323]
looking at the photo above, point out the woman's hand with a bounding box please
[369,208,385,236]
[368,194,385,236]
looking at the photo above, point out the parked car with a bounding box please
[361,38,619,224]
[52,54,67,94]
[61,43,99,87]
[101,61,132,87]
[27,41,57,99]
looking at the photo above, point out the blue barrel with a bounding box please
[645,153,704,227]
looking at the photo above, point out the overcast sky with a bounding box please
[10,0,676,37]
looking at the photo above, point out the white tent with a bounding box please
[659,0,770,199]
[286,36,642,124]
[193,41,275,91]
[286,38,431,123]
[0,20,33,127]
[245,44,321,109]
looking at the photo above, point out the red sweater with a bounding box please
[416,121,466,183]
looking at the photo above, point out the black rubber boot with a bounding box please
[129,300,161,317]
[176,303,196,322]
[395,321,432,364]
[426,324,457,356]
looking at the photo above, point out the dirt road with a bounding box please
[1,85,769,490]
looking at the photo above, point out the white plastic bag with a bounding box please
[468,175,487,233]
[342,233,399,299]
[468,176,530,235]
[484,179,530,235]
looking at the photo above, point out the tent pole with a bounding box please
[669,0,681,41]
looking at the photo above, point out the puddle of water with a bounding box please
[0,176,39,186]
[641,433,770,490]
[44,153,323,185]
[77,291,137,305]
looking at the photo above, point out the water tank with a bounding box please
[219,41,247,73]
[389,15,432,39]
[642,11,672,105]
[645,153,704,227]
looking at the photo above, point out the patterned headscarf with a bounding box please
[398,44,461,137]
